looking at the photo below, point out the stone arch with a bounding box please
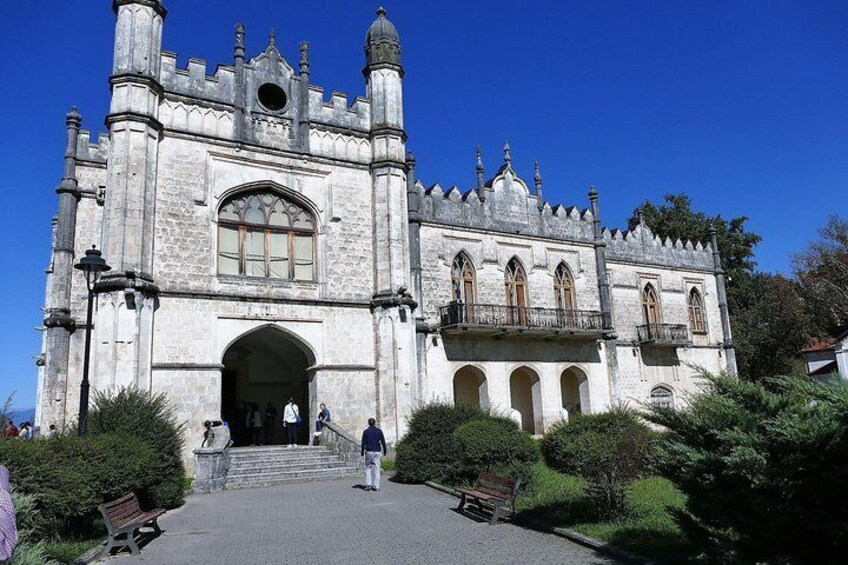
[560,366,589,420]
[453,365,488,409]
[649,384,675,409]
[215,181,321,229]
[509,366,543,434]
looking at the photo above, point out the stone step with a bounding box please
[225,468,360,489]
[229,452,340,462]
[228,462,354,477]
[229,457,342,470]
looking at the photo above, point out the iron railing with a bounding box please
[439,302,611,332]
[636,323,689,345]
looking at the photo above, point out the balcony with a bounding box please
[636,323,689,346]
[439,302,612,339]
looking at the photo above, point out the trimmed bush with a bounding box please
[541,408,655,517]
[0,433,157,538]
[453,418,538,483]
[646,372,848,563]
[85,387,186,508]
[395,403,494,484]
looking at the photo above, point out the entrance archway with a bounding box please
[509,367,542,434]
[561,367,589,420]
[453,365,488,409]
[221,326,314,446]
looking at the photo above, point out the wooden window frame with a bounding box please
[642,283,661,325]
[505,258,528,325]
[554,262,576,311]
[688,287,707,334]
[451,253,476,304]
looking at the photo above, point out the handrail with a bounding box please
[636,323,689,344]
[319,421,363,469]
[439,302,611,332]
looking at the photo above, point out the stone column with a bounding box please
[710,227,737,376]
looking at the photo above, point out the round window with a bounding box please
[257,83,287,111]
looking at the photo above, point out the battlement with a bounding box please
[76,129,109,164]
[603,222,714,270]
[308,86,370,132]
[160,51,236,105]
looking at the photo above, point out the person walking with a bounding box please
[282,398,300,448]
[360,418,387,492]
[263,402,277,445]
[0,466,18,562]
[251,403,263,446]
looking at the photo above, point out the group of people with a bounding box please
[223,399,332,448]
[0,420,33,440]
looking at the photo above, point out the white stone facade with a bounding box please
[37,3,735,469]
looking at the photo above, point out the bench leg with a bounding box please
[126,530,141,555]
[104,534,117,555]
[152,518,163,536]
[489,504,504,526]
[457,493,467,512]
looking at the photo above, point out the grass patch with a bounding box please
[515,463,695,563]
[381,458,396,472]
[44,536,103,564]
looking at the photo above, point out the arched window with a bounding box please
[554,262,576,310]
[688,288,706,334]
[650,385,674,409]
[451,254,476,303]
[217,190,315,281]
[505,258,528,325]
[642,283,660,325]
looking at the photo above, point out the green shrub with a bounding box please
[0,433,157,539]
[453,418,538,484]
[395,402,490,483]
[541,408,655,517]
[646,372,848,563]
[85,387,185,508]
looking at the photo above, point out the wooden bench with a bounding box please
[98,493,165,555]
[455,472,521,525]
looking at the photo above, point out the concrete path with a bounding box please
[108,478,622,565]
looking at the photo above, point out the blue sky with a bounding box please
[1,1,845,410]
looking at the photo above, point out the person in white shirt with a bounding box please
[283,398,300,448]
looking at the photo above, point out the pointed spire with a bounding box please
[533,160,543,210]
[299,41,310,75]
[475,146,485,190]
[234,23,245,62]
[503,141,512,166]
[637,209,646,227]
[269,28,276,47]
[377,6,387,18]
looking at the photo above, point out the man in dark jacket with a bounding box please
[360,418,387,492]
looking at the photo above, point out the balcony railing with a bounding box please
[439,302,611,337]
[636,323,689,346]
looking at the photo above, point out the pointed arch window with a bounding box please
[451,254,476,304]
[642,283,660,325]
[505,258,528,325]
[650,385,674,409]
[688,288,706,334]
[554,263,576,310]
[217,190,316,281]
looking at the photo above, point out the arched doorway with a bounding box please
[561,367,589,420]
[453,366,488,409]
[509,367,542,434]
[221,326,313,446]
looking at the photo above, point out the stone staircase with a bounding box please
[225,445,359,490]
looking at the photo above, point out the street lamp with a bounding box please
[74,245,111,436]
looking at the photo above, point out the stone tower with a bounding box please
[364,8,418,440]
[95,0,166,391]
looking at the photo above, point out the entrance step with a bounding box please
[224,445,359,490]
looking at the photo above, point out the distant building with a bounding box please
[803,330,848,382]
[36,2,735,466]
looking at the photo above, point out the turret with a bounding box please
[710,227,737,376]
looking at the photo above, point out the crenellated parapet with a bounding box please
[76,130,110,165]
[160,52,237,105]
[603,222,714,271]
[308,87,370,132]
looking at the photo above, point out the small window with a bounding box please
[642,283,660,325]
[505,258,528,325]
[451,253,476,303]
[650,386,674,409]
[688,288,706,334]
[258,83,287,111]
[554,262,576,310]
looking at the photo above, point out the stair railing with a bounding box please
[319,421,363,470]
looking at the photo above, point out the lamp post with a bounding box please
[74,245,111,436]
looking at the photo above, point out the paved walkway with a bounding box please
[109,478,622,565]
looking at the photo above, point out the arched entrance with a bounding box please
[453,365,488,409]
[221,326,314,446]
[561,367,589,420]
[509,367,542,434]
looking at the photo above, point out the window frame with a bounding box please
[687,287,707,334]
[554,262,576,311]
[451,253,476,304]
[642,283,661,325]
[650,385,675,409]
[216,190,316,282]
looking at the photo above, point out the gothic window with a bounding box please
[688,288,706,334]
[642,283,660,325]
[451,253,476,304]
[217,190,315,281]
[554,262,576,310]
[650,385,674,409]
[505,258,528,324]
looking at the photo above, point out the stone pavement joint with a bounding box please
[108,477,623,565]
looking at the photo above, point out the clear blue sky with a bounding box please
[1,1,845,410]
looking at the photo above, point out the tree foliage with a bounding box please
[794,214,848,335]
[645,372,848,563]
